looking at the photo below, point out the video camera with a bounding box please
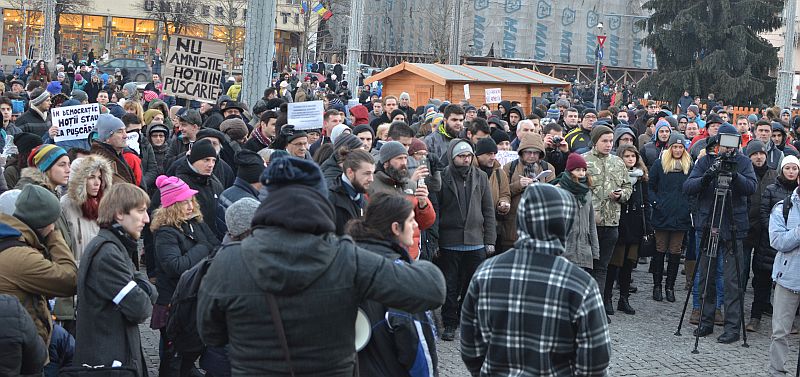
[712,133,741,176]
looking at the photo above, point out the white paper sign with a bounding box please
[485,88,502,104]
[126,132,141,155]
[464,84,470,100]
[52,103,100,142]
[495,150,519,166]
[288,100,325,130]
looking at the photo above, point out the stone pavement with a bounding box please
[139,266,798,376]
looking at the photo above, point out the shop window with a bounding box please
[2,10,44,57]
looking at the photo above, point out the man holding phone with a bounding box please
[583,124,632,320]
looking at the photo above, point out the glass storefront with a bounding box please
[212,25,244,69]
[110,17,156,60]
[2,10,43,58]
[58,14,106,60]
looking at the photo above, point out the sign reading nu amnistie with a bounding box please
[163,36,226,102]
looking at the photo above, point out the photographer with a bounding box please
[683,123,757,344]
[543,123,570,175]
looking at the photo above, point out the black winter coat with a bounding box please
[649,158,692,231]
[153,220,218,305]
[0,294,47,376]
[174,160,226,239]
[640,141,666,169]
[618,177,651,245]
[756,177,798,271]
[355,239,439,377]
[197,184,446,376]
[328,177,363,235]
[749,168,779,229]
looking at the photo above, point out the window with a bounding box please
[201,5,210,16]
[144,0,155,11]
[294,14,299,24]
[230,9,238,19]
[216,6,224,17]
[281,12,289,24]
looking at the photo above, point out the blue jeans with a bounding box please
[692,230,724,309]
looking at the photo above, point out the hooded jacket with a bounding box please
[174,159,225,240]
[640,122,671,168]
[612,126,636,156]
[0,294,47,376]
[438,139,496,247]
[60,156,114,262]
[561,182,599,269]
[499,135,555,247]
[0,214,77,344]
[460,185,611,376]
[349,104,370,127]
[757,176,796,271]
[197,184,446,375]
[75,227,157,377]
[90,141,136,185]
[355,238,439,377]
[507,106,524,136]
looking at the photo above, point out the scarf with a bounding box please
[754,163,770,179]
[438,121,453,139]
[554,171,590,204]
[778,174,799,192]
[252,127,272,148]
[107,222,140,267]
[628,168,644,185]
[81,195,101,220]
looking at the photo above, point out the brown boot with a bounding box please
[684,260,696,290]
[714,309,724,326]
[746,318,761,333]
[690,309,700,325]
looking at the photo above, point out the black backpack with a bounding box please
[165,243,231,354]
[782,195,794,225]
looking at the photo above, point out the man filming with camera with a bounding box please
[683,123,757,344]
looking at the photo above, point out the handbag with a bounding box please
[638,186,657,258]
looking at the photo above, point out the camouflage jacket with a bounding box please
[583,149,632,226]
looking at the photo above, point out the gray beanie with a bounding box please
[95,114,126,141]
[14,185,61,229]
[0,189,21,215]
[379,141,408,164]
[745,140,767,157]
[225,198,260,238]
[71,89,88,103]
[667,132,686,147]
[333,133,364,153]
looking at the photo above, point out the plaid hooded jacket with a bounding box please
[460,184,611,376]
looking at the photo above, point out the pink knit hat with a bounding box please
[156,175,197,208]
[143,90,158,103]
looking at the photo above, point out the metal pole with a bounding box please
[346,0,364,87]
[593,46,601,109]
[41,0,56,63]
[242,0,276,109]
[776,0,797,108]
[448,0,462,64]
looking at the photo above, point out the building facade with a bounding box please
[0,0,310,70]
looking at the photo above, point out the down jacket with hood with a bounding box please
[197,182,446,376]
[507,106,524,136]
[640,121,671,168]
[611,126,636,156]
[349,104,370,127]
[0,214,77,345]
[60,156,114,262]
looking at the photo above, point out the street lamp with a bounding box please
[593,22,604,110]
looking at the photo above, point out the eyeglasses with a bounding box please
[289,141,308,147]
[618,137,634,143]
[647,105,658,109]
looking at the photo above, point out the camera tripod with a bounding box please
[673,171,749,352]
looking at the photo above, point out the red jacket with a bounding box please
[122,151,142,186]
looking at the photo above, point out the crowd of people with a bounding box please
[1,56,800,377]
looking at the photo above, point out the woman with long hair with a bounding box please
[123,100,145,125]
[346,192,439,376]
[150,175,219,376]
[648,133,693,303]
[605,144,650,315]
[556,153,599,273]
[60,155,114,261]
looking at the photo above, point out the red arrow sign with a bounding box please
[597,35,607,48]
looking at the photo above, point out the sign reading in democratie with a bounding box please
[52,103,100,142]
[485,88,502,104]
[163,36,226,102]
[288,100,325,130]
[495,150,519,167]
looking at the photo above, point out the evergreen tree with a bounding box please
[637,0,784,106]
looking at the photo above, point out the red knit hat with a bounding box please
[565,153,587,172]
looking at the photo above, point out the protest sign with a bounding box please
[288,101,325,130]
[162,36,226,102]
[52,103,100,142]
[126,132,141,155]
[464,84,470,100]
[485,88,502,104]
[495,150,518,166]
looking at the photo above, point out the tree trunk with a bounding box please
[241,0,275,108]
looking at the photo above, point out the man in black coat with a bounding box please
[328,149,374,234]
[15,88,51,137]
[197,156,445,375]
[0,294,47,376]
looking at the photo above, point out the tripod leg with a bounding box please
[675,256,697,336]
[730,238,749,347]
[693,251,715,354]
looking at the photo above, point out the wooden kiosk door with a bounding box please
[415,85,434,108]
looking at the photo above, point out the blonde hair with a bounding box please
[660,145,692,175]
[123,100,145,124]
[376,123,391,140]
[150,197,202,231]
[97,183,150,227]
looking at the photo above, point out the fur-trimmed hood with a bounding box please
[16,167,47,189]
[67,155,114,206]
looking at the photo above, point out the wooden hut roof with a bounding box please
[364,62,571,86]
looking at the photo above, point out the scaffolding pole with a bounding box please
[776,0,797,108]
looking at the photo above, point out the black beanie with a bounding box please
[236,150,266,184]
[475,137,498,156]
[188,139,217,164]
[491,128,510,144]
[14,132,43,156]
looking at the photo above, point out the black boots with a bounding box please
[650,253,665,302]
[604,264,617,315]
[617,259,636,314]
[665,254,681,303]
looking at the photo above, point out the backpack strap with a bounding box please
[266,293,295,377]
[507,159,520,182]
[783,195,794,225]
[0,237,25,254]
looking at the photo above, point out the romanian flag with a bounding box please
[312,2,333,20]
[301,1,308,13]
